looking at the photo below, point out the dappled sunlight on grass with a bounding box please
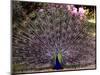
[88,32,95,37]
[92,32,96,37]
[86,19,96,37]
[88,19,95,23]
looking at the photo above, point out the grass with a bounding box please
[86,19,96,37]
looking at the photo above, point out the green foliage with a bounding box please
[84,21,96,37]
[12,63,27,72]
[65,64,81,68]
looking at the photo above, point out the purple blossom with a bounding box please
[71,7,78,15]
[79,7,85,16]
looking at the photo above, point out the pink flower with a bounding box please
[67,5,71,11]
[67,5,74,11]
[79,7,85,16]
[56,4,59,8]
[71,7,78,15]
[39,9,44,12]
[60,5,63,8]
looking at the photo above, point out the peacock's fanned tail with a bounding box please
[12,1,96,72]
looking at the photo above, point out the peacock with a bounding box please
[12,1,96,73]
[53,48,63,69]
